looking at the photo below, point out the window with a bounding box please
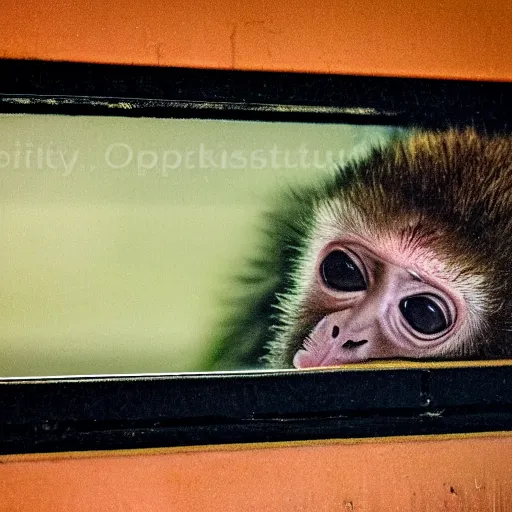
[0,60,511,455]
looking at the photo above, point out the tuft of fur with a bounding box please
[205,129,512,370]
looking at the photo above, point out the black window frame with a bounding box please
[1,59,512,455]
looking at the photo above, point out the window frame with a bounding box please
[1,59,511,455]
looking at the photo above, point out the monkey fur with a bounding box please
[206,129,512,370]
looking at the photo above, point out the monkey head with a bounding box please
[266,130,512,368]
[291,231,477,368]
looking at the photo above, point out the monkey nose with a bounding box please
[330,325,369,349]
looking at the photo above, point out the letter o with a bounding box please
[105,143,133,169]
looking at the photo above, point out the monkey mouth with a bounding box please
[341,339,369,349]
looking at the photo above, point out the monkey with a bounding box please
[205,129,512,370]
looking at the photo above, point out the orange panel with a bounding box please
[1,0,512,81]
[1,435,512,511]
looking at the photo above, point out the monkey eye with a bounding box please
[320,250,367,292]
[399,295,450,335]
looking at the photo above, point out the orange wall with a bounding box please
[2,3,512,511]
[1,0,512,81]
[1,435,512,511]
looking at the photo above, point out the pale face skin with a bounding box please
[293,240,469,368]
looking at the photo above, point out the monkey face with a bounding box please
[292,239,469,368]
